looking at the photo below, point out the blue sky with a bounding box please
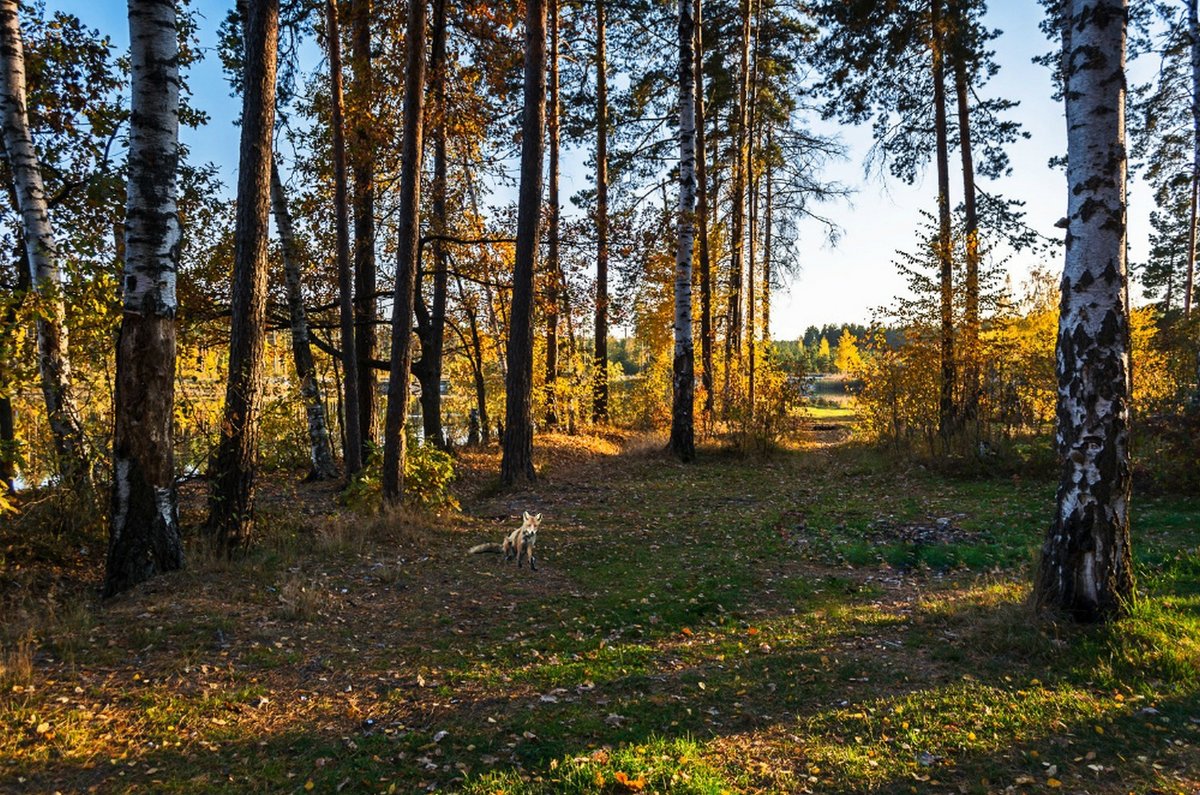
[49,0,1153,340]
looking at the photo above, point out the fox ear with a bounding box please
[523,511,531,521]
[534,513,542,523]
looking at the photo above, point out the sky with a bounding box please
[47,0,1155,341]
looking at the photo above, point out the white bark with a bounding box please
[105,0,184,597]
[1037,0,1134,621]
[270,163,338,480]
[669,0,696,461]
[0,0,88,479]
[124,0,180,316]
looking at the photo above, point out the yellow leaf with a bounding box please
[966,731,976,741]
[1047,778,1062,788]
[304,780,314,791]
[594,771,605,786]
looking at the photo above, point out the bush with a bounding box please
[342,440,459,513]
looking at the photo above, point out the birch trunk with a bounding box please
[694,0,714,423]
[206,0,279,549]
[381,0,426,503]
[326,0,362,476]
[501,0,547,485]
[0,0,89,483]
[104,0,184,597]
[1035,0,1135,623]
[544,0,561,431]
[270,164,338,481]
[350,0,376,460]
[669,0,696,463]
[592,0,609,424]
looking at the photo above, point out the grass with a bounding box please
[0,427,1197,794]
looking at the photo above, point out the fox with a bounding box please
[469,511,540,571]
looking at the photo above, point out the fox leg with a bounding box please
[529,550,537,571]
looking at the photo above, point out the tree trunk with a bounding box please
[932,0,956,448]
[545,0,561,431]
[327,0,362,476]
[1186,0,1198,319]
[669,0,696,463]
[1035,0,1134,623]
[501,0,547,485]
[381,0,426,503]
[418,0,449,450]
[350,0,376,461]
[746,4,761,418]
[0,0,89,484]
[724,0,752,402]
[763,126,772,340]
[457,274,490,446]
[593,0,609,424]
[206,0,279,550]
[955,56,981,431]
[270,164,338,481]
[104,0,184,597]
[694,0,713,423]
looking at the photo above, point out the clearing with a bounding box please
[2,419,1198,794]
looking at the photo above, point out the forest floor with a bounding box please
[1,414,1199,794]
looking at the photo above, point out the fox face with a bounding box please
[521,511,542,540]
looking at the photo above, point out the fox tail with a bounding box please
[468,543,504,555]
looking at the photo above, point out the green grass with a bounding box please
[2,435,1197,793]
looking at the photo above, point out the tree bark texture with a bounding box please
[326,0,362,476]
[381,0,426,502]
[931,0,956,447]
[417,0,449,450]
[104,0,184,597]
[1035,0,1135,623]
[544,0,561,431]
[350,0,376,460]
[669,0,696,463]
[206,0,279,550]
[724,0,752,399]
[592,0,609,424]
[270,164,338,481]
[501,0,547,485]
[0,0,89,483]
[1187,0,1198,319]
[693,0,714,423]
[955,56,981,429]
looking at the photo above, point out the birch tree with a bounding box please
[669,0,696,462]
[270,164,338,481]
[1035,0,1135,622]
[501,0,547,485]
[103,0,184,597]
[0,0,89,483]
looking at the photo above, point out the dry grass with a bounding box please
[0,630,34,688]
